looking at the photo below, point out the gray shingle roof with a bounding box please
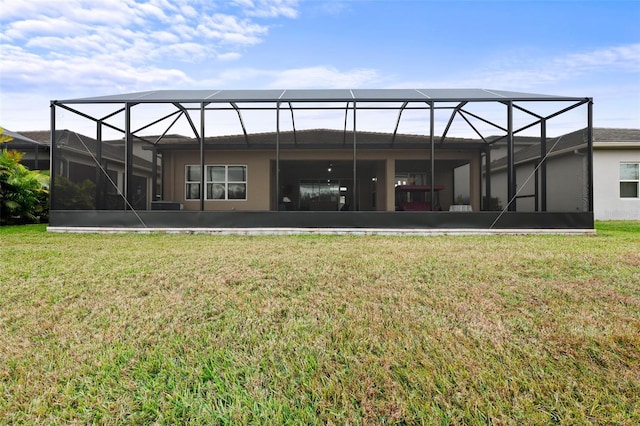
[489,128,640,169]
[1,129,47,148]
[20,128,487,149]
[592,128,640,142]
[135,130,480,152]
[19,130,152,168]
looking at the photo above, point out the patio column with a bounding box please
[470,153,481,211]
[386,159,395,211]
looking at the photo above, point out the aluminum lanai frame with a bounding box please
[49,88,593,229]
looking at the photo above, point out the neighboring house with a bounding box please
[593,129,640,220]
[487,128,640,220]
[0,128,49,170]
[16,129,154,210]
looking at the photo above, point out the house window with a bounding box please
[185,165,201,200]
[620,163,639,198]
[185,165,247,200]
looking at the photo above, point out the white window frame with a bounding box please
[185,165,247,201]
[620,162,639,199]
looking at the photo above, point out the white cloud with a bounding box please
[136,1,170,21]
[1,0,298,67]
[556,43,640,72]
[196,14,268,45]
[0,0,301,97]
[200,65,382,89]
[218,52,243,61]
[394,43,640,94]
[2,1,637,134]
[3,17,77,40]
[151,30,181,44]
[232,0,299,18]
[0,0,304,131]
[154,42,210,62]
[1,44,192,93]
[266,66,382,89]
[0,0,69,20]
[180,4,199,18]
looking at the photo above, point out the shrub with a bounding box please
[0,148,49,225]
[482,196,503,211]
[53,176,96,210]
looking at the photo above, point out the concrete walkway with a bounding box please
[47,226,596,236]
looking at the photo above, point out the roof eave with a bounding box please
[594,142,640,149]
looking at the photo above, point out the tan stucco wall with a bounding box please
[163,148,481,212]
[165,150,272,211]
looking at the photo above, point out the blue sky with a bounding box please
[1,0,639,135]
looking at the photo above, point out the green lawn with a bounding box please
[1,222,639,424]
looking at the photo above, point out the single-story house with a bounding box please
[593,129,640,220]
[14,89,601,231]
[488,128,640,220]
[16,129,154,210]
[0,128,49,171]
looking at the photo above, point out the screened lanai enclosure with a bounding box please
[49,89,593,230]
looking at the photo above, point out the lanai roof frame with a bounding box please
[53,88,591,153]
